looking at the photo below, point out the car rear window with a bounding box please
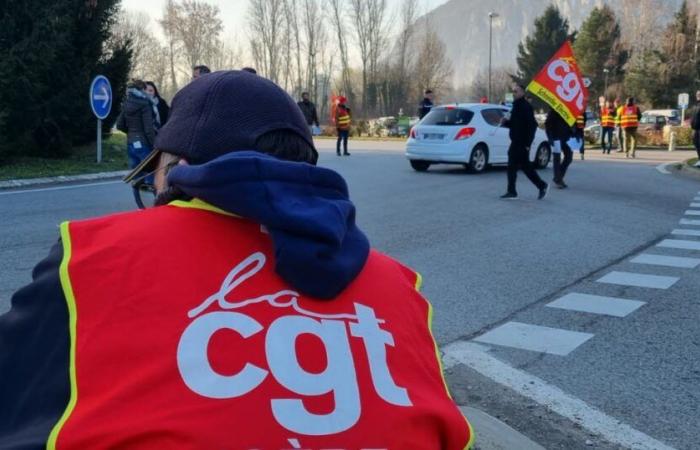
[421,108,474,126]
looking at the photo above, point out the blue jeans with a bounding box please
[337,130,349,154]
[601,127,614,153]
[128,141,154,185]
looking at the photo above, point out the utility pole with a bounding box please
[603,68,610,95]
[488,12,499,103]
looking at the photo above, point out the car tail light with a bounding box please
[454,127,476,140]
[410,128,416,139]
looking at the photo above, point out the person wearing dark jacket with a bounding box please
[116,80,157,184]
[545,108,573,189]
[297,92,319,132]
[145,81,170,129]
[418,90,434,119]
[0,70,473,449]
[692,90,700,167]
[500,84,548,200]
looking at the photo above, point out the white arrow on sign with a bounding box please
[582,77,592,88]
[93,86,109,108]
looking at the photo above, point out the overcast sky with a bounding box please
[122,0,451,42]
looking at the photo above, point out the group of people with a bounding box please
[296,92,352,156]
[599,97,642,158]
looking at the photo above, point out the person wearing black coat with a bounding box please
[146,81,170,130]
[692,90,700,167]
[418,90,434,119]
[297,92,319,132]
[500,84,548,200]
[545,108,573,188]
[116,80,157,184]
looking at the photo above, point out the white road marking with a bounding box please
[657,239,700,251]
[631,253,700,269]
[0,181,121,196]
[442,341,677,450]
[655,162,675,174]
[672,228,700,237]
[690,203,700,208]
[547,293,645,317]
[472,322,593,356]
[685,210,700,216]
[679,218,700,226]
[597,271,679,289]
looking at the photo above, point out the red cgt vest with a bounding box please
[48,199,473,450]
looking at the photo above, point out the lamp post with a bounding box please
[603,68,610,95]
[488,12,499,103]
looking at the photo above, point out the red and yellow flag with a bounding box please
[527,41,588,126]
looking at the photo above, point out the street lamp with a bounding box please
[603,68,610,95]
[488,12,499,103]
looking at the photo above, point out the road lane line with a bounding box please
[680,219,700,226]
[0,181,121,196]
[546,293,645,317]
[684,210,700,216]
[690,203,700,208]
[655,162,675,174]
[657,239,700,251]
[443,341,677,450]
[596,271,679,289]
[472,322,593,356]
[672,229,700,237]
[631,253,700,268]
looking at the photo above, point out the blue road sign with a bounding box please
[90,75,112,120]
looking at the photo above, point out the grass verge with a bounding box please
[0,132,128,181]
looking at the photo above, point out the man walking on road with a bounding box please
[545,108,573,189]
[614,98,624,152]
[620,97,642,158]
[600,100,615,154]
[418,90,434,119]
[500,84,548,200]
[297,91,320,134]
[692,90,700,167]
[335,96,351,156]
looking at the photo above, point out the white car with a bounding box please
[405,103,551,173]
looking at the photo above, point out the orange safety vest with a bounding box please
[48,199,473,450]
[600,108,615,128]
[336,106,351,130]
[620,105,639,128]
[576,115,585,129]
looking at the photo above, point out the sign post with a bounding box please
[89,75,112,163]
[678,93,689,124]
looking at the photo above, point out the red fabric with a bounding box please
[56,204,472,450]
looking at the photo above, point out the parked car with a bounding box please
[405,103,551,173]
[638,109,681,134]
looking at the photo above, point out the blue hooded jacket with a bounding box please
[167,151,370,300]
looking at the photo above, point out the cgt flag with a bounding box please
[527,41,588,126]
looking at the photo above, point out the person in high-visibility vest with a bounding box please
[600,100,616,154]
[335,96,352,156]
[620,97,642,158]
[614,98,625,152]
[0,70,474,450]
[574,113,586,160]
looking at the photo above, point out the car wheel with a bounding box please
[534,143,551,169]
[410,160,431,172]
[466,145,488,173]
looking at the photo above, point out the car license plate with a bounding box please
[423,133,444,140]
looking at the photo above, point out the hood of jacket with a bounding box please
[124,88,153,114]
[167,151,370,300]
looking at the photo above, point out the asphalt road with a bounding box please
[1,140,698,449]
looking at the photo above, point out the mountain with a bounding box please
[417,0,687,87]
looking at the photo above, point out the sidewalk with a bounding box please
[0,170,128,190]
[460,406,545,450]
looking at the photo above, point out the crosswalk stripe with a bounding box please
[685,210,700,216]
[597,271,679,289]
[680,218,700,226]
[473,322,594,356]
[672,229,700,237]
[631,253,700,268]
[547,293,645,317]
[657,239,700,251]
[691,203,700,208]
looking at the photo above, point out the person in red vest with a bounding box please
[599,100,616,154]
[574,113,586,160]
[620,97,642,158]
[0,70,473,450]
[335,96,352,156]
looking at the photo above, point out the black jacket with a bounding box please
[155,97,170,128]
[692,104,700,131]
[116,90,156,147]
[297,100,319,126]
[544,109,573,141]
[504,97,538,147]
[418,98,433,119]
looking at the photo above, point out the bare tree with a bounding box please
[328,0,353,103]
[413,21,453,95]
[210,39,244,71]
[248,0,285,82]
[160,0,182,91]
[111,11,154,77]
[173,0,223,71]
[301,0,325,102]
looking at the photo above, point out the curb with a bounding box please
[459,406,545,450]
[0,171,128,190]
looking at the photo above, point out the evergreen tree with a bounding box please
[516,5,573,85]
[0,0,131,160]
[573,5,628,100]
